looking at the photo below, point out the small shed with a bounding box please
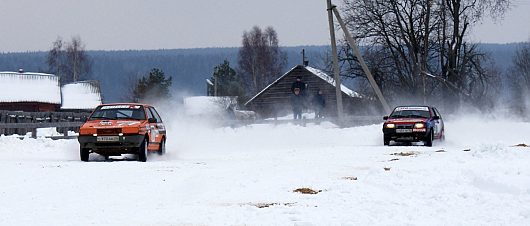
[183,96,237,118]
[245,65,368,118]
[0,71,61,112]
[61,81,102,112]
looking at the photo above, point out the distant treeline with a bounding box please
[0,44,518,102]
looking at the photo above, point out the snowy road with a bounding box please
[1,116,530,225]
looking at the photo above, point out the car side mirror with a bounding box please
[383,116,389,120]
[432,116,440,120]
[148,118,157,123]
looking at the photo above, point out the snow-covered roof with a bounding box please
[61,81,102,110]
[0,71,61,104]
[245,65,362,105]
[304,66,362,98]
[184,96,236,116]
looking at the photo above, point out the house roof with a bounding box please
[0,71,61,104]
[245,65,362,105]
[60,81,102,110]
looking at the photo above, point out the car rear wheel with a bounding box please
[137,138,148,162]
[424,131,433,147]
[157,138,166,155]
[80,148,89,162]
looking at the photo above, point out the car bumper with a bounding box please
[383,128,430,142]
[78,135,145,155]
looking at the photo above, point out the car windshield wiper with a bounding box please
[407,114,427,118]
[89,116,115,120]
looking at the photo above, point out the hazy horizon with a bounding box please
[0,0,529,52]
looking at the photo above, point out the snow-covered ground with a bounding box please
[1,114,530,225]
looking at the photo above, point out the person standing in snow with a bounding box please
[312,89,326,118]
[291,76,307,95]
[291,88,304,120]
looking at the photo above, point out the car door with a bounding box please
[147,107,164,146]
[431,108,442,137]
[149,107,166,138]
[433,108,444,136]
[145,107,159,146]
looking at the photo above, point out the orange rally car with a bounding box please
[78,103,167,162]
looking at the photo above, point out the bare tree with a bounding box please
[238,26,287,96]
[508,41,530,114]
[47,36,91,84]
[46,38,67,80]
[66,36,91,83]
[339,0,510,110]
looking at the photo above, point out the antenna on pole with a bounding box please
[301,49,309,66]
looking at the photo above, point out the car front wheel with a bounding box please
[384,135,390,146]
[138,138,148,162]
[424,131,433,147]
[80,148,89,162]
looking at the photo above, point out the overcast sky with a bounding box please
[1,0,529,52]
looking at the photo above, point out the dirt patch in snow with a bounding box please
[247,202,296,208]
[391,151,417,156]
[293,188,321,194]
[342,176,358,180]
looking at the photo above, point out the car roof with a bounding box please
[394,105,432,108]
[392,106,433,112]
[97,103,153,108]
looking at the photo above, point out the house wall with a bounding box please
[0,102,60,112]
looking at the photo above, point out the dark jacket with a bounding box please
[291,80,307,93]
[312,94,325,109]
[290,93,305,111]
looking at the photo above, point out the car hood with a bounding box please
[385,118,428,124]
[81,120,145,128]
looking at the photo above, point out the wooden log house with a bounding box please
[245,65,371,118]
[0,71,61,112]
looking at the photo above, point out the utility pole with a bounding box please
[214,76,218,96]
[327,0,344,122]
[331,5,391,113]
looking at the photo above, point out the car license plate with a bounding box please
[396,129,412,133]
[97,136,119,142]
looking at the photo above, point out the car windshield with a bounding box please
[389,107,430,119]
[89,105,146,120]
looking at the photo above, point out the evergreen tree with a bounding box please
[132,68,172,102]
[209,60,245,98]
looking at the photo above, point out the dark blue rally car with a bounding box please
[382,106,445,146]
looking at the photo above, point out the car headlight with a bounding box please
[414,123,425,129]
[385,123,395,129]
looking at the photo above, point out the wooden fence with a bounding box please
[0,110,90,138]
[0,110,383,139]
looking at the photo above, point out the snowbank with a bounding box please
[0,115,529,225]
